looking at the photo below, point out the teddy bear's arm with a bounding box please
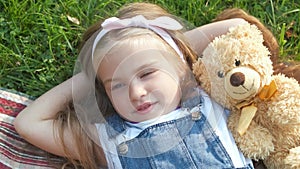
[263,146,300,169]
[266,75,300,125]
[228,110,274,160]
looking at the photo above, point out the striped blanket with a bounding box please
[0,89,62,169]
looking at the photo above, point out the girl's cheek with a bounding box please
[110,91,128,103]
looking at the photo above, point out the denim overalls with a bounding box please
[97,90,253,169]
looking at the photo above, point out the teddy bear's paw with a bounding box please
[264,148,300,169]
[238,134,274,160]
[228,112,274,160]
[235,122,275,160]
[284,147,300,168]
[267,75,300,125]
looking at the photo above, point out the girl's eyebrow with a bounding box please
[134,61,159,73]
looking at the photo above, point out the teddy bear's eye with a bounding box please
[217,71,225,78]
[235,59,241,66]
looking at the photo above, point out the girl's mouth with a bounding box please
[136,102,154,114]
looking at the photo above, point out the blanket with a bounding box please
[0,88,62,169]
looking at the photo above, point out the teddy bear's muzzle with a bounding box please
[224,67,261,100]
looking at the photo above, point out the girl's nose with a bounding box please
[129,80,147,101]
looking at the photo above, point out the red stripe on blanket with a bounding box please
[1,121,25,142]
[0,145,50,166]
[0,98,26,117]
[0,162,11,169]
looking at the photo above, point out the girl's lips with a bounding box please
[136,102,154,114]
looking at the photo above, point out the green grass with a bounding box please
[1,0,299,97]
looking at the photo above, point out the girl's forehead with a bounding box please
[100,37,174,65]
[100,48,172,71]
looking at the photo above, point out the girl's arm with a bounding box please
[14,72,89,159]
[184,18,247,56]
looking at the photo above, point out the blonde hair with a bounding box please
[53,103,107,169]
[53,2,197,168]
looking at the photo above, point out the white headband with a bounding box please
[91,15,184,62]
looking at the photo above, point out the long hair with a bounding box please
[53,2,197,168]
[52,103,107,169]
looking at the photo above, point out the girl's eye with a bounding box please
[111,83,125,90]
[140,70,156,79]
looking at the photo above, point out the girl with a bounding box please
[14,2,252,169]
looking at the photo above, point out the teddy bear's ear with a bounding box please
[192,41,230,107]
[192,42,217,92]
[193,56,210,92]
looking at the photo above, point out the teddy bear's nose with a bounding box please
[230,72,245,87]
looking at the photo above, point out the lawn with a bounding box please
[1,0,299,97]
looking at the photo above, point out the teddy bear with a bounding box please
[192,22,300,169]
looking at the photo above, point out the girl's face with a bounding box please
[97,38,182,122]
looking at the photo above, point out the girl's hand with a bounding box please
[184,18,247,56]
